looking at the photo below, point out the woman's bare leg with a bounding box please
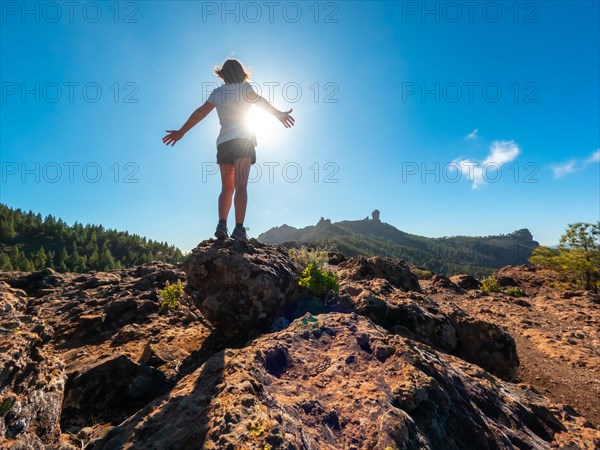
[233,157,252,224]
[218,163,235,221]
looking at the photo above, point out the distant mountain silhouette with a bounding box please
[257,211,539,277]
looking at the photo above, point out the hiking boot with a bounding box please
[214,222,228,240]
[231,226,248,242]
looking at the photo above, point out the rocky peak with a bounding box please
[316,217,331,228]
[510,228,534,241]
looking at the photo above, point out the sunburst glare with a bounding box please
[245,105,282,145]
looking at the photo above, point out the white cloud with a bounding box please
[454,140,520,189]
[483,140,520,166]
[546,149,598,179]
[551,160,577,178]
[586,149,600,164]
[466,128,478,140]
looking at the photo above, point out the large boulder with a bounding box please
[447,310,520,381]
[492,265,550,296]
[449,274,482,291]
[182,239,298,340]
[431,274,464,293]
[335,255,422,292]
[337,278,458,352]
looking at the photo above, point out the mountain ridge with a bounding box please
[258,211,539,277]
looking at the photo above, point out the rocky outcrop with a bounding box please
[423,265,600,429]
[450,274,482,290]
[0,243,598,449]
[337,278,458,352]
[336,255,422,292]
[447,311,520,380]
[335,277,519,380]
[430,274,465,293]
[61,355,167,430]
[95,313,594,450]
[0,282,66,449]
[182,239,298,341]
[0,262,206,449]
[492,265,552,296]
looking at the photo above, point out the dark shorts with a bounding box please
[216,138,256,165]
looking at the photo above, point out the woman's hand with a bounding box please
[276,109,295,128]
[162,129,185,146]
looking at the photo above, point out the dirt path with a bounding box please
[423,272,600,429]
[514,333,599,427]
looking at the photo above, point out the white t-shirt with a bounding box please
[206,82,257,147]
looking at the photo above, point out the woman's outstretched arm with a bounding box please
[162,101,215,146]
[246,90,295,128]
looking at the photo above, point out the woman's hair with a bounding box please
[214,59,250,84]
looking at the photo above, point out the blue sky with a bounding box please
[1,1,598,251]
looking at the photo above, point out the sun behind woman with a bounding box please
[245,105,278,139]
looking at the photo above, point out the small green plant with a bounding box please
[300,314,319,329]
[247,420,267,438]
[480,277,500,293]
[504,287,526,297]
[159,279,183,310]
[411,267,434,280]
[288,246,339,298]
[0,398,15,417]
[298,263,339,296]
[288,246,330,270]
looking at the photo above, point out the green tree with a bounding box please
[144,251,154,263]
[530,222,600,292]
[43,214,56,233]
[56,219,68,239]
[57,246,68,272]
[75,254,87,272]
[11,246,24,270]
[23,256,35,271]
[0,253,13,271]
[34,246,48,269]
[13,247,34,271]
[100,247,115,271]
[85,239,99,256]
[560,222,599,251]
[0,217,16,239]
[67,243,81,271]
[88,249,100,270]
[73,222,86,242]
[46,250,55,270]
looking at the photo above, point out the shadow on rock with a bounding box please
[90,331,226,449]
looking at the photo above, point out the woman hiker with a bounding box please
[162,58,295,242]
